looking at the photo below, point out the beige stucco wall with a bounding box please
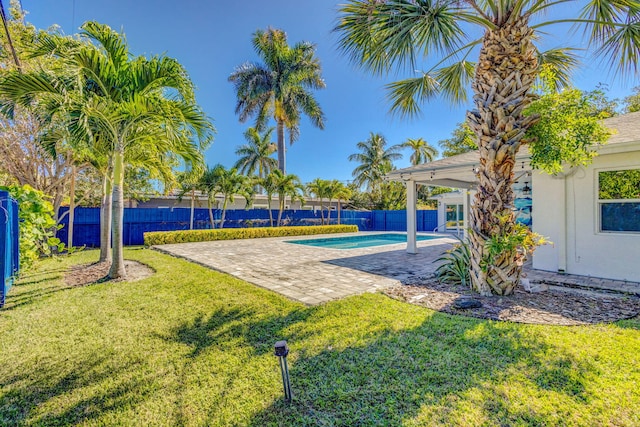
[533,149,640,282]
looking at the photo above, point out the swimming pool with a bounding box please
[287,233,438,249]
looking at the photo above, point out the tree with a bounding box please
[395,137,438,165]
[0,22,213,278]
[336,1,638,296]
[210,165,253,229]
[306,178,330,225]
[270,169,303,226]
[349,132,402,192]
[234,126,278,183]
[438,122,477,158]
[260,171,279,227]
[229,27,326,174]
[624,86,640,113]
[332,181,352,225]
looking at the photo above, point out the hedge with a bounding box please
[144,224,359,246]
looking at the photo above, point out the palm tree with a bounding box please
[261,171,279,227]
[395,137,438,166]
[0,22,213,278]
[234,127,278,183]
[197,165,220,229]
[229,27,326,174]
[270,169,304,226]
[209,165,253,229]
[349,132,402,192]
[336,1,638,296]
[333,181,352,225]
[306,178,330,225]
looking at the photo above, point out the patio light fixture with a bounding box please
[522,181,531,196]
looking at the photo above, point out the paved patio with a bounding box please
[154,232,640,305]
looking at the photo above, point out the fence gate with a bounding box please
[0,190,19,308]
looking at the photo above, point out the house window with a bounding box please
[598,169,640,233]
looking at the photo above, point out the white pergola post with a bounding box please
[406,180,417,254]
[463,189,471,241]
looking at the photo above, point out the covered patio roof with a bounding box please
[386,146,532,188]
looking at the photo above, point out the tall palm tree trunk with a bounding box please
[337,199,342,225]
[276,120,286,174]
[67,165,76,249]
[109,149,126,279]
[318,197,325,225]
[467,18,539,296]
[99,170,112,263]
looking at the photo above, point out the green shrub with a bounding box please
[435,242,471,287]
[144,224,359,246]
[1,184,65,269]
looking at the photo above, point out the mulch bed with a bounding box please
[384,276,640,326]
[64,260,154,287]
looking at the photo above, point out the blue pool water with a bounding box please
[287,233,438,249]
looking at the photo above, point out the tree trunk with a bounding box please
[109,150,126,279]
[207,197,215,229]
[220,197,228,229]
[276,119,286,174]
[277,195,284,227]
[267,195,274,227]
[337,199,342,225]
[67,165,76,249]
[189,188,195,230]
[327,198,333,225]
[318,197,325,225]
[466,18,539,296]
[99,170,112,264]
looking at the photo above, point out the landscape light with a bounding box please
[274,340,292,402]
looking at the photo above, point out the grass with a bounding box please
[0,249,638,426]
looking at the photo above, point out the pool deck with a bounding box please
[154,232,640,305]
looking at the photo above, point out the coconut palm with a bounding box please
[395,137,438,165]
[0,22,213,278]
[229,27,326,174]
[349,132,402,192]
[336,1,639,296]
[234,127,278,182]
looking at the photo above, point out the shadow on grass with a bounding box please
[244,313,594,426]
[160,299,595,426]
[0,355,158,426]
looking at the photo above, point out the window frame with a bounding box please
[596,166,640,234]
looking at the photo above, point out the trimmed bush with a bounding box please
[144,224,359,246]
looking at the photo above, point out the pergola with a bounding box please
[386,149,532,254]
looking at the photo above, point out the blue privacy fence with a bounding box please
[1,190,20,308]
[57,207,438,247]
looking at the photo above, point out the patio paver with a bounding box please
[153,232,640,305]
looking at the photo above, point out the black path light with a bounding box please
[274,340,292,402]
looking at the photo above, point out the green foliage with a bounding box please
[598,169,640,200]
[623,86,640,113]
[438,122,477,157]
[525,88,611,174]
[144,224,358,246]
[1,184,64,268]
[483,218,550,271]
[435,242,471,287]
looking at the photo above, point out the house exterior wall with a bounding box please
[533,150,640,283]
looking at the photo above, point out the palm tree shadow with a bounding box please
[241,312,593,426]
[0,355,159,426]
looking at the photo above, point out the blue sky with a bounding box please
[22,0,637,184]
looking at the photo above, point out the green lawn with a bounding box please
[0,249,638,426]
